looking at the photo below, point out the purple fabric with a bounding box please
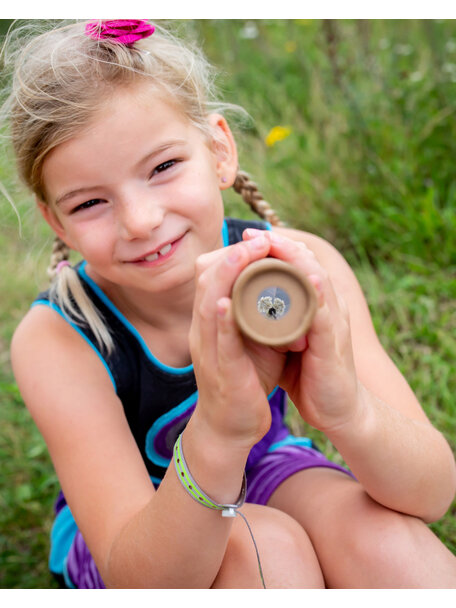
[246,389,288,469]
[66,532,105,589]
[245,444,355,506]
[151,403,195,462]
[54,490,67,515]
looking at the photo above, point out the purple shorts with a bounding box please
[51,441,352,588]
[246,441,353,505]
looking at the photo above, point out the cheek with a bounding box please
[70,226,114,261]
[173,178,224,218]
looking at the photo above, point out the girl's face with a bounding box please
[39,84,238,296]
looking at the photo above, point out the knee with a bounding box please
[213,505,325,589]
[342,487,431,569]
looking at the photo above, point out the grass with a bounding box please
[0,19,455,587]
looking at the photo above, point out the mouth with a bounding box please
[127,233,186,266]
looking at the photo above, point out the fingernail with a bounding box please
[308,274,324,307]
[248,236,267,249]
[244,228,263,238]
[217,299,229,318]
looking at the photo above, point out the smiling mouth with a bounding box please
[129,234,185,264]
[139,242,172,262]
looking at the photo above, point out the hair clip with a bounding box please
[85,20,155,46]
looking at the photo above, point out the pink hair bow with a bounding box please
[85,20,155,46]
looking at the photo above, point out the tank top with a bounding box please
[32,218,289,486]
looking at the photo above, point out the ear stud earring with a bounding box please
[221,176,227,183]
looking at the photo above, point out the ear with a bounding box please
[36,198,75,250]
[207,114,239,190]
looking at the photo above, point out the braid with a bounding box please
[46,236,114,354]
[47,236,70,280]
[232,170,285,227]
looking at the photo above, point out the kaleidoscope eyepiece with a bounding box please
[231,258,317,346]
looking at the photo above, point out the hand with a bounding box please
[243,229,362,434]
[189,235,288,451]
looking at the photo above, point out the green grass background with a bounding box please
[0,19,455,588]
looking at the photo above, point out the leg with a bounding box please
[268,468,456,588]
[211,503,325,589]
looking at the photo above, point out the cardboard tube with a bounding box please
[231,258,317,346]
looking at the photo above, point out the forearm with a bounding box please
[104,420,249,588]
[327,382,456,522]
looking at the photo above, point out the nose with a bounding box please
[117,188,164,240]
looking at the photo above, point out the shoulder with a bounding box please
[12,303,107,368]
[271,225,362,301]
[12,303,79,355]
[11,304,116,416]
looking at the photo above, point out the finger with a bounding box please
[192,236,272,359]
[194,236,272,317]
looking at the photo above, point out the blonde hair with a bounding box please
[1,19,283,353]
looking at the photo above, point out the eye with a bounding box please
[151,159,178,177]
[71,199,104,213]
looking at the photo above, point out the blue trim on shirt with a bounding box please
[76,221,233,376]
[145,390,198,468]
[49,505,78,575]
[78,262,194,376]
[62,556,77,589]
[267,435,313,452]
[268,385,279,400]
[31,300,117,392]
[222,219,230,246]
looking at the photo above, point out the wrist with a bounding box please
[174,433,247,516]
[182,415,250,505]
[324,381,375,446]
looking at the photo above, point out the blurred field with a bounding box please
[0,19,455,588]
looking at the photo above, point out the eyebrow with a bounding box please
[54,139,188,206]
[55,186,99,207]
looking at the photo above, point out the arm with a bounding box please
[10,235,278,588]
[263,226,456,522]
[11,307,248,588]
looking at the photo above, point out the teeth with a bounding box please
[143,243,172,262]
[144,252,159,262]
[159,243,172,256]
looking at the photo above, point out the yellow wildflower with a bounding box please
[285,41,297,53]
[265,126,292,147]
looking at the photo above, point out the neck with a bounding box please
[120,281,196,331]
[85,265,197,331]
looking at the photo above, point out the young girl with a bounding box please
[5,19,456,589]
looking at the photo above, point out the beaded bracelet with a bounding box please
[173,432,246,517]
